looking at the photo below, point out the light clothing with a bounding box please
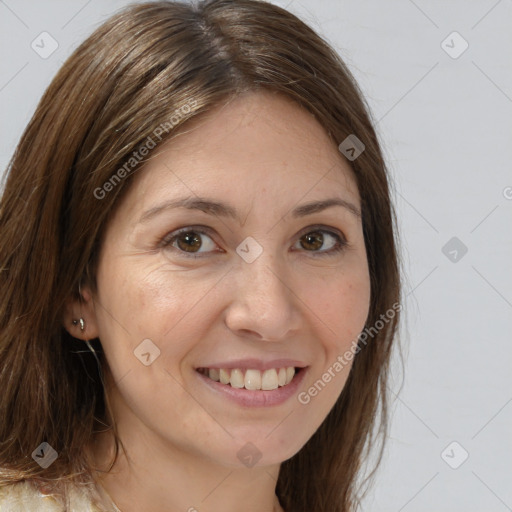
[0,479,116,512]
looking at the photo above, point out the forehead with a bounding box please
[124,91,360,215]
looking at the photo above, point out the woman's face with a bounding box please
[88,91,371,468]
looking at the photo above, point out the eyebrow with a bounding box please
[137,196,361,224]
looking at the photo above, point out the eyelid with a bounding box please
[295,224,346,241]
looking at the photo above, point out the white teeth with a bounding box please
[244,369,261,390]
[230,369,245,388]
[261,368,279,390]
[219,368,230,385]
[208,368,220,382]
[278,367,287,386]
[201,366,297,390]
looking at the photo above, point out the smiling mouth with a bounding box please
[196,366,302,391]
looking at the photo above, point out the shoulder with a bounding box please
[0,479,109,512]
[0,480,63,511]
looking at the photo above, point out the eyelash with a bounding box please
[159,225,348,259]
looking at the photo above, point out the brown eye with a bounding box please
[300,232,324,251]
[161,227,218,257]
[294,228,347,256]
[175,232,202,253]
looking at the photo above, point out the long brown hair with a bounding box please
[0,1,402,510]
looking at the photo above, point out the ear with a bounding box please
[62,284,100,340]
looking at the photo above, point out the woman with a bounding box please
[0,1,401,510]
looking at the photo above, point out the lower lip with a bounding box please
[195,368,308,407]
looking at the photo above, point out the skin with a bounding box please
[64,90,371,512]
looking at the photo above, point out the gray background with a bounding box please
[1,1,511,510]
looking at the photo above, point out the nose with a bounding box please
[223,251,301,342]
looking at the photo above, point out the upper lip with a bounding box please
[195,358,308,371]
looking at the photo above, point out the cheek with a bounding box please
[95,261,232,404]
[98,258,216,341]
[132,267,224,344]
[308,265,371,351]
[295,270,370,426]
[94,263,219,430]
